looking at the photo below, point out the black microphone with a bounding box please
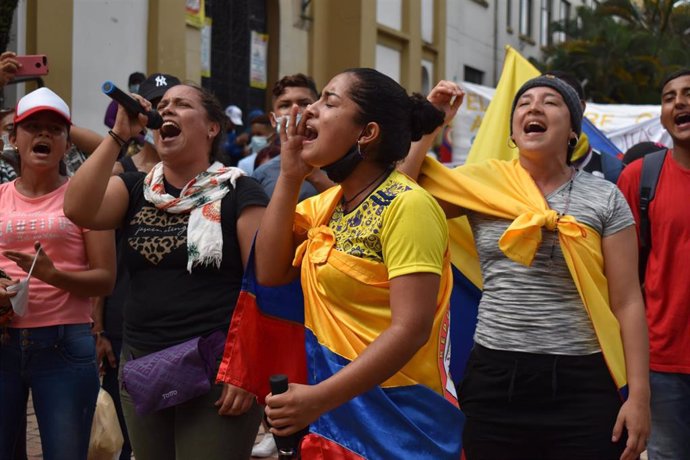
[269,374,297,459]
[101,81,163,129]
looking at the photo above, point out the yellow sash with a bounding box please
[292,187,455,397]
[419,157,627,390]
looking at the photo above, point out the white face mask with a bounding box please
[7,247,42,317]
[273,113,302,136]
[1,134,17,162]
[7,280,29,317]
[1,133,12,151]
[248,135,269,154]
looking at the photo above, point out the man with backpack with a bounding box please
[545,70,625,184]
[617,69,690,460]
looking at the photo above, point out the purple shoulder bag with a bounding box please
[122,330,226,416]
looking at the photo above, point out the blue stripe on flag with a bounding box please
[305,329,463,459]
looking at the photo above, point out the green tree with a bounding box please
[533,0,690,104]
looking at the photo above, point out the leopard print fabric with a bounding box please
[128,206,189,265]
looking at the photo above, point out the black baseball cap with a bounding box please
[138,73,181,103]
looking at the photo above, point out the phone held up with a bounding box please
[14,55,49,77]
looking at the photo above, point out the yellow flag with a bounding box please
[466,46,540,164]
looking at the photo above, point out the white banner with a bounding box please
[606,117,672,153]
[452,82,494,164]
[584,101,661,132]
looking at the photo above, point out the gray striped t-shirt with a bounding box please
[467,169,634,355]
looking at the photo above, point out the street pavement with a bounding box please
[25,393,278,459]
[24,393,646,460]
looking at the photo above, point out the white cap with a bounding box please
[225,105,243,126]
[15,87,71,125]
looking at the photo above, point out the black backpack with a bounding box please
[638,149,668,282]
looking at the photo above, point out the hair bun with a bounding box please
[409,93,445,142]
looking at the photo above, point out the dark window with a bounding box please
[519,0,533,37]
[540,0,552,46]
[464,65,484,85]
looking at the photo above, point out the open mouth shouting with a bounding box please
[524,121,547,134]
[160,120,181,140]
[674,112,690,129]
[304,124,318,142]
[32,141,52,156]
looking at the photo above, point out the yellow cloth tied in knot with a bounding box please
[418,156,628,392]
[293,226,335,266]
[499,210,588,266]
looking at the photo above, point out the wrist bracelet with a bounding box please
[108,130,127,147]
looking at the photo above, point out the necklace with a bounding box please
[341,167,391,208]
[548,169,575,262]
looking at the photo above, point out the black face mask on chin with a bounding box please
[321,142,363,183]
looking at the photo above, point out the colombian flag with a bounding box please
[216,250,308,404]
[218,183,464,459]
[438,125,454,163]
[467,46,621,167]
[465,45,540,164]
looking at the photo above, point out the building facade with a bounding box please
[4,0,593,136]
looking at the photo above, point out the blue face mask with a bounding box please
[144,129,155,145]
[249,135,269,154]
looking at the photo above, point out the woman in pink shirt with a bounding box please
[0,87,115,460]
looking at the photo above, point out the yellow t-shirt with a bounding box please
[328,170,448,279]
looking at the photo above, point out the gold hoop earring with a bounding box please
[507,137,517,149]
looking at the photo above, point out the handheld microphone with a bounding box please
[101,81,163,129]
[269,374,297,459]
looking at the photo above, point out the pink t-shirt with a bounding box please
[0,180,92,328]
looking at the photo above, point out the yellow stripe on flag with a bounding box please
[466,46,540,164]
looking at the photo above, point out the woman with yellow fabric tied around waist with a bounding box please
[255,68,463,459]
[401,75,650,460]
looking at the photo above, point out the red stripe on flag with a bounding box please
[216,290,307,404]
[300,434,366,460]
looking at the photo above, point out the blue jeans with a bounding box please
[647,371,690,460]
[0,324,100,460]
[101,337,132,460]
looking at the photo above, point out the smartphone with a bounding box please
[15,55,49,77]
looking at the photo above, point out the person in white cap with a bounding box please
[0,87,116,460]
[225,104,243,127]
[223,105,247,165]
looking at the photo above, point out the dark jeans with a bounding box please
[458,344,626,460]
[101,336,132,460]
[119,341,262,460]
[647,371,690,460]
[0,324,99,460]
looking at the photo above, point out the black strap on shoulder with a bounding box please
[638,149,667,281]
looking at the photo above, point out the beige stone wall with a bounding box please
[26,0,73,101]
[309,0,444,93]
[147,0,187,79]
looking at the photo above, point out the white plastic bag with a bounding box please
[88,388,124,460]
